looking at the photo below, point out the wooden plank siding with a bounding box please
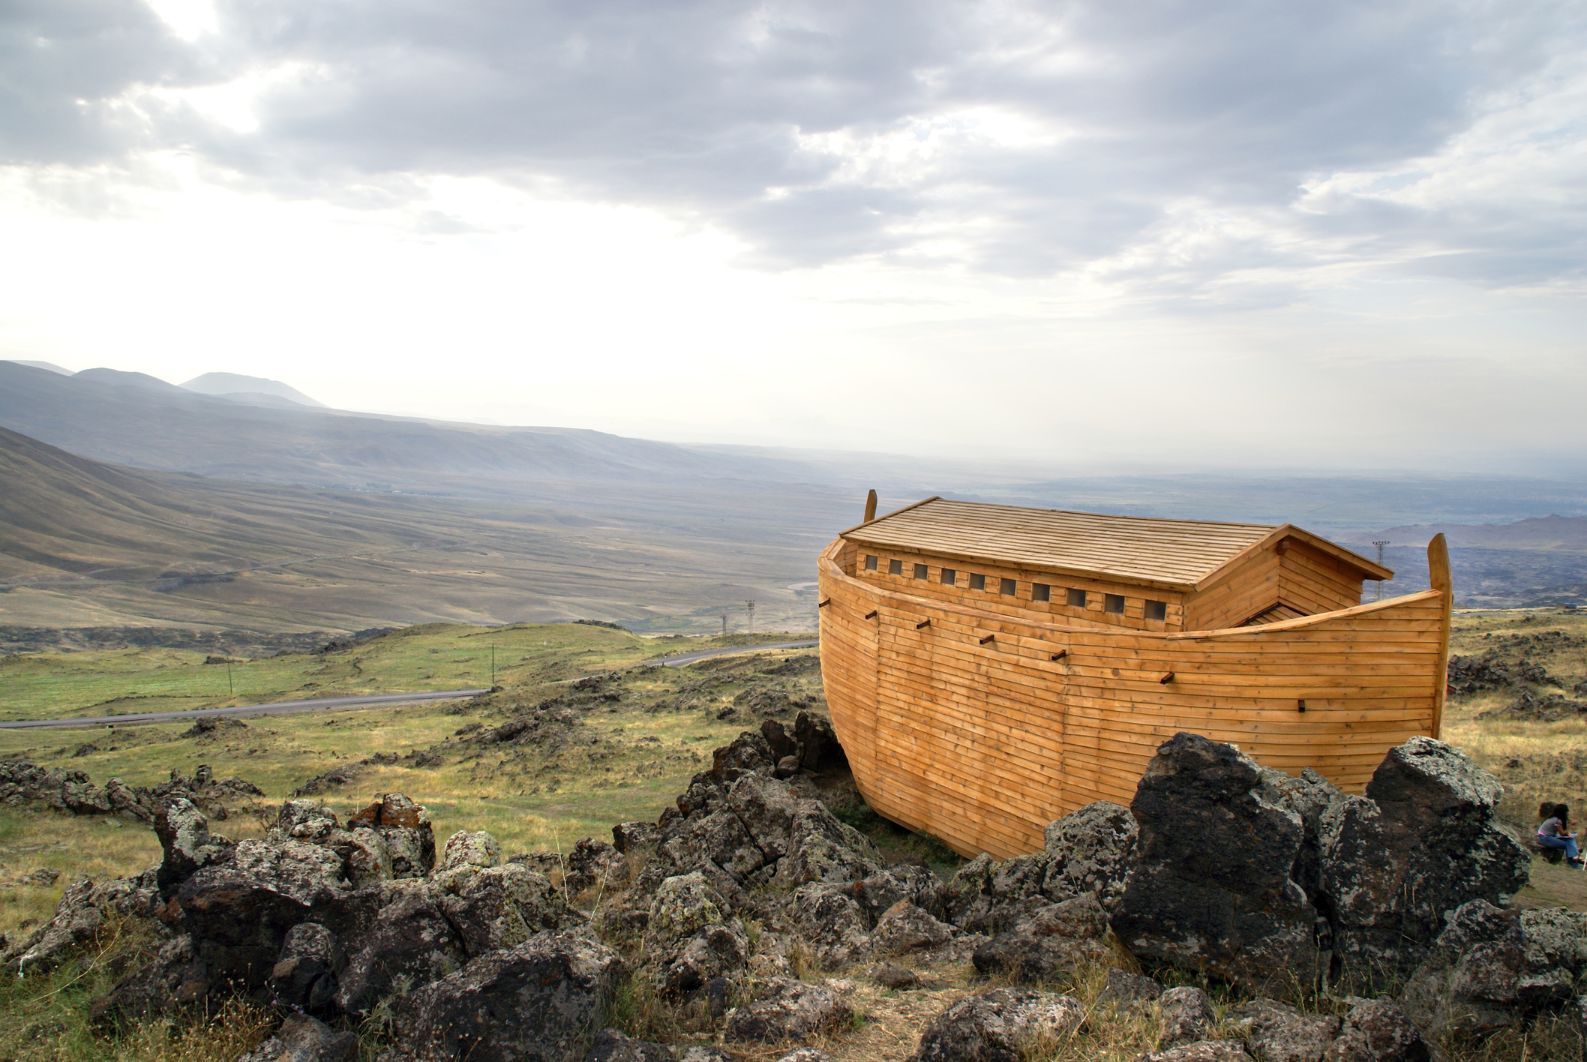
[818,537,1447,860]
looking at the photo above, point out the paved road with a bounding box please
[0,641,820,731]
[0,688,490,731]
[647,640,817,668]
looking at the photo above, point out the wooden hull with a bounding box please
[817,539,1450,859]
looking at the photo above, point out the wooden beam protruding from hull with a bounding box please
[1428,532,1452,736]
[863,489,878,524]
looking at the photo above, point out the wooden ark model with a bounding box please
[816,493,1452,859]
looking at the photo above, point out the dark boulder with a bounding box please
[270,922,341,1014]
[910,987,1084,1061]
[585,1028,673,1061]
[1227,997,1339,1061]
[1158,986,1217,1047]
[238,1013,356,1062]
[1398,899,1586,1044]
[334,882,465,1017]
[1111,733,1320,994]
[1320,737,1530,983]
[392,931,623,1062]
[724,977,853,1044]
[971,894,1112,983]
[1323,997,1429,1061]
[870,899,955,957]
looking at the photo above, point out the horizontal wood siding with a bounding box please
[818,540,1446,859]
[1182,547,1281,630]
[1277,540,1366,615]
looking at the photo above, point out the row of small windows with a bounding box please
[863,554,1169,622]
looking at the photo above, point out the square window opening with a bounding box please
[1000,578,1017,596]
[864,554,878,571]
[914,563,929,579]
[970,573,986,591]
[941,568,957,586]
[1105,593,1125,614]
[1066,588,1087,607]
[1032,583,1051,602]
[888,559,903,575]
[1145,599,1167,621]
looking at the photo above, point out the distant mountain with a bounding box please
[182,372,326,408]
[0,424,841,632]
[0,360,791,495]
[1376,515,1587,552]
[3,359,72,375]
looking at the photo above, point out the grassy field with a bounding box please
[0,625,823,938]
[0,622,806,721]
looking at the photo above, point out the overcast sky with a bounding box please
[2,0,1584,473]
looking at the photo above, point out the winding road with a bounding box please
[1,639,819,731]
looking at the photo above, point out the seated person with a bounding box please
[1537,802,1584,868]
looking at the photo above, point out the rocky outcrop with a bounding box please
[390,931,623,1062]
[0,759,261,822]
[1113,733,1530,994]
[723,977,853,1044]
[1112,734,1320,994]
[945,800,1136,934]
[971,893,1113,983]
[1397,899,1587,1045]
[910,987,1084,1061]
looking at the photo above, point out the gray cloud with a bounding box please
[4,0,1583,289]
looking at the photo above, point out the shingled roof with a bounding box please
[842,497,1389,591]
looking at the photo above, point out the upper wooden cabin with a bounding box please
[835,496,1393,634]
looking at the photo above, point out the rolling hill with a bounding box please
[0,425,843,634]
[0,361,788,494]
[180,372,326,409]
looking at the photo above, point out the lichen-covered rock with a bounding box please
[1320,738,1530,982]
[724,977,853,1044]
[335,882,465,1017]
[1396,897,1587,1046]
[90,933,210,1024]
[870,899,954,957]
[644,872,747,997]
[347,794,434,878]
[1112,734,1319,994]
[585,1028,673,1061]
[13,873,160,977]
[155,797,230,889]
[1141,1042,1253,1062]
[1322,997,1429,1061]
[611,820,658,854]
[946,803,1136,935]
[564,837,625,895]
[1159,987,1217,1047]
[911,987,1084,1062]
[393,931,623,1062]
[1042,800,1138,909]
[238,1013,356,1062]
[440,829,500,871]
[972,894,1112,983]
[433,862,580,958]
[1398,899,1527,1041]
[1098,968,1164,1009]
[270,922,341,1014]
[1227,997,1340,1061]
[273,800,341,844]
[789,882,871,966]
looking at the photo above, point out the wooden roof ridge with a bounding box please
[1258,523,1393,583]
[840,495,1393,590]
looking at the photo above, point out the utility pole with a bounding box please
[226,661,234,696]
[490,644,496,687]
[1373,540,1390,601]
[745,600,755,634]
[720,613,728,638]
